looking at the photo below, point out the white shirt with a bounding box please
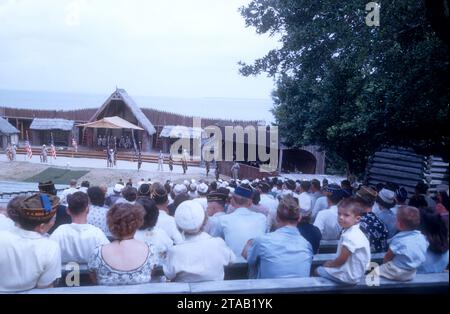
[135,227,173,264]
[87,205,111,238]
[217,207,267,262]
[60,187,78,205]
[0,213,14,231]
[323,224,371,284]
[156,210,183,245]
[259,194,279,231]
[313,205,342,240]
[163,232,236,282]
[50,223,109,264]
[312,196,328,221]
[0,226,61,292]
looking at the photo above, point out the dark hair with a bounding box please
[338,197,365,217]
[341,180,351,189]
[437,191,449,211]
[300,181,311,192]
[164,183,171,195]
[138,184,151,197]
[107,203,144,239]
[81,181,90,188]
[311,179,321,191]
[415,182,429,194]
[420,208,449,254]
[87,186,105,206]
[397,206,421,230]
[16,215,53,231]
[169,193,190,216]
[209,181,217,192]
[252,190,261,205]
[136,197,159,230]
[67,192,89,215]
[328,190,344,205]
[375,183,385,193]
[152,185,168,205]
[122,186,138,202]
[408,195,428,209]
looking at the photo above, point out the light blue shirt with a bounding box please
[389,230,429,270]
[246,226,313,279]
[217,207,267,262]
[417,250,449,274]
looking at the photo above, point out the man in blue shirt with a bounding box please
[242,195,313,279]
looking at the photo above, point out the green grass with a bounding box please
[25,167,89,184]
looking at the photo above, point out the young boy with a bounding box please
[50,192,109,264]
[379,206,428,281]
[316,197,371,285]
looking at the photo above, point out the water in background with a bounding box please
[0,89,274,123]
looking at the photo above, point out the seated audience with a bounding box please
[315,198,371,285]
[88,203,157,286]
[0,193,61,292]
[50,192,109,263]
[163,200,235,282]
[379,206,428,281]
[355,186,389,253]
[314,184,344,240]
[417,208,449,273]
[243,195,313,279]
[134,197,173,264]
[87,186,112,238]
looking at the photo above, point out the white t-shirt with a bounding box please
[0,213,14,231]
[313,205,342,240]
[50,223,109,264]
[156,210,183,244]
[323,223,371,284]
[163,232,236,282]
[0,226,61,292]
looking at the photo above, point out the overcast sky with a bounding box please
[0,0,278,103]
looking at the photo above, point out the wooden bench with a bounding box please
[20,273,449,294]
[318,240,338,253]
[60,253,387,285]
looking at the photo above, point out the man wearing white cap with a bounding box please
[188,183,198,199]
[163,200,235,282]
[105,183,124,207]
[215,185,267,262]
[373,188,398,238]
[193,183,209,211]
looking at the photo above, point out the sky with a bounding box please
[0,0,279,121]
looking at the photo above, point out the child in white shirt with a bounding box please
[315,197,371,284]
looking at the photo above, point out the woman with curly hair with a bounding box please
[88,203,158,285]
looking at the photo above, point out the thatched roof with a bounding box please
[89,89,156,135]
[30,118,74,131]
[0,116,19,135]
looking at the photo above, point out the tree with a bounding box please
[239,0,449,175]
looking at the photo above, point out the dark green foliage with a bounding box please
[239,0,449,175]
